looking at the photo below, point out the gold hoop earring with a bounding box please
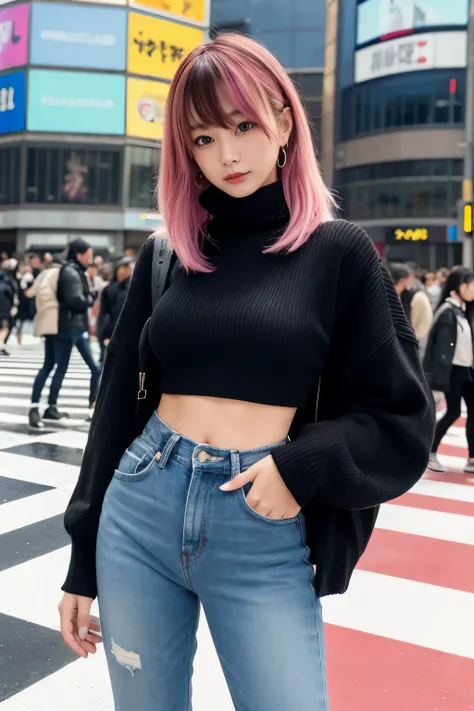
[277,146,287,169]
[194,171,204,189]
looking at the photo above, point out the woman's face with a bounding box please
[189,88,293,198]
[459,280,474,302]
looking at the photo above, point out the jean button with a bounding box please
[155,451,162,461]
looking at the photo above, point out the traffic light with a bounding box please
[464,203,473,236]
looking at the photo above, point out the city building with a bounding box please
[0,0,209,258]
[210,0,326,148]
[322,0,468,268]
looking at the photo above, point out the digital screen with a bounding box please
[27,69,125,134]
[30,2,127,71]
[0,71,25,134]
[356,0,468,47]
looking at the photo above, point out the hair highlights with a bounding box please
[158,33,336,273]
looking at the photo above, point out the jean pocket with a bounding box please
[238,482,300,526]
[114,444,157,483]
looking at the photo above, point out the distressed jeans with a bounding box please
[96,412,329,711]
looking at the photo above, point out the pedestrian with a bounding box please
[49,238,101,421]
[421,270,441,311]
[27,253,66,429]
[0,260,16,356]
[98,257,135,348]
[58,34,434,710]
[424,267,474,474]
[27,253,42,279]
[14,263,36,345]
[389,262,433,342]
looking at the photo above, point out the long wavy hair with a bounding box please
[158,33,336,273]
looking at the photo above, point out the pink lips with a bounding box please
[224,172,249,184]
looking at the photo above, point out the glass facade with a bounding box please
[128,146,160,209]
[0,145,21,206]
[340,70,465,141]
[289,72,323,146]
[335,160,463,220]
[210,0,326,68]
[25,146,122,205]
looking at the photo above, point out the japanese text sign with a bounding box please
[0,4,28,71]
[127,12,203,80]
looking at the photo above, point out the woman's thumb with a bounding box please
[77,596,92,641]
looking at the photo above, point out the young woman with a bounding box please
[58,34,434,710]
[424,268,474,474]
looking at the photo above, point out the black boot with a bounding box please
[28,407,44,430]
[43,405,69,421]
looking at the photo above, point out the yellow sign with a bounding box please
[129,0,205,24]
[127,78,169,139]
[127,13,204,80]
[394,228,428,242]
[464,204,473,235]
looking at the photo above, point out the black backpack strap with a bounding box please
[151,231,174,310]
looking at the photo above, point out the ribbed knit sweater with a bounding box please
[61,182,435,600]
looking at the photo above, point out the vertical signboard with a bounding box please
[0,4,29,71]
[30,3,127,70]
[0,71,26,134]
[27,69,126,134]
[127,12,203,80]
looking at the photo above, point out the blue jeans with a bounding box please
[31,335,57,405]
[49,331,101,407]
[96,413,328,711]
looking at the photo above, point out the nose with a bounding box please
[219,137,240,167]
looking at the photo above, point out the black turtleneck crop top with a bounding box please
[149,182,325,407]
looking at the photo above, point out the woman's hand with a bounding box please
[58,593,102,658]
[220,454,301,520]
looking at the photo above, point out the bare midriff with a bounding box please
[157,394,297,450]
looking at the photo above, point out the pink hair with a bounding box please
[158,33,336,273]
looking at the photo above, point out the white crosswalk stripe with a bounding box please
[0,341,473,711]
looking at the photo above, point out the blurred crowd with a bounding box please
[0,247,137,356]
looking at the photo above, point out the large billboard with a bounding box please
[30,3,127,70]
[356,0,468,48]
[0,4,29,71]
[128,0,206,25]
[27,69,125,134]
[0,71,25,134]
[127,77,168,139]
[355,30,467,82]
[127,12,203,80]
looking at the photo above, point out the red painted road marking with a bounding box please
[423,470,474,486]
[439,442,467,458]
[357,528,474,593]
[326,625,474,711]
[393,492,474,517]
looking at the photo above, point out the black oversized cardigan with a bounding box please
[62,220,435,599]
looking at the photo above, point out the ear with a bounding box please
[279,106,293,147]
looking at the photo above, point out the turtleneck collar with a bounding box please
[199,181,290,235]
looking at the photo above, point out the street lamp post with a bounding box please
[462,0,474,267]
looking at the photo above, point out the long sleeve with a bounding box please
[62,238,154,598]
[272,229,436,511]
[59,267,92,313]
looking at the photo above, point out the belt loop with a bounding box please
[157,433,181,469]
[230,450,240,477]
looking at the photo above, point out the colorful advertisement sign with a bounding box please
[129,0,206,25]
[127,77,168,139]
[127,12,203,80]
[354,30,467,83]
[356,0,469,47]
[0,71,25,134]
[27,69,125,134]
[0,4,28,71]
[30,3,127,70]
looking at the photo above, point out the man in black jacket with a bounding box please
[98,257,135,347]
[47,238,101,421]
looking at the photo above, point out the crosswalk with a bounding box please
[0,340,473,710]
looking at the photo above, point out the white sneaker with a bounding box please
[428,453,446,473]
[464,459,474,473]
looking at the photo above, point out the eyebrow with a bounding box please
[190,109,243,131]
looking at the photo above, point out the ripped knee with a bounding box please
[111,638,142,677]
